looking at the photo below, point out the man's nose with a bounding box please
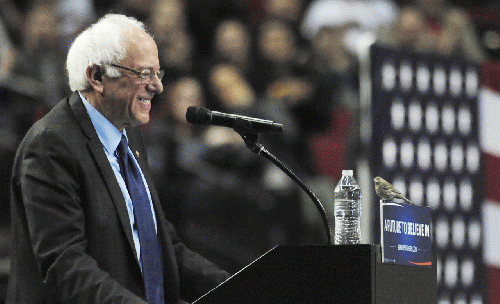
[147,75,163,94]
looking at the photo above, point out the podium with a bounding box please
[194,244,437,303]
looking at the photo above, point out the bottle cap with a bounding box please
[342,170,353,176]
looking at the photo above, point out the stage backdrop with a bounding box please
[369,44,485,303]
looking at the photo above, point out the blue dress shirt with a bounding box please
[80,92,157,270]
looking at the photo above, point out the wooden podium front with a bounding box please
[194,244,437,303]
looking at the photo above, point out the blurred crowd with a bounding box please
[1,0,499,273]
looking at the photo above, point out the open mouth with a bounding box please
[138,97,151,104]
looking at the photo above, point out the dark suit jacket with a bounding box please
[7,93,230,303]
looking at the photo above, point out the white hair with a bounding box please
[66,14,147,91]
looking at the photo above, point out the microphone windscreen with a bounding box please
[186,106,210,125]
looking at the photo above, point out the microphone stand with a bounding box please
[233,119,333,245]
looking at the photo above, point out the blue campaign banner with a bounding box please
[380,201,432,266]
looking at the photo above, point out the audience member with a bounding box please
[211,19,254,77]
[263,0,306,27]
[301,0,398,55]
[249,0,308,46]
[254,18,331,136]
[12,2,70,108]
[0,17,14,82]
[310,26,357,77]
[259,0,311,66]
[150,0,187,37]
[56,0,96,49]
[186,0,248,58]
[309,25,359,108]
[308,25,361,169]
[412,0,487,62]
[377,6,433,53]
[110,0,154,21]
[376,0,488,62]
[0,0,24,46]
[144,77,208,226]
[149,0,196,82]
[206,62,309,188]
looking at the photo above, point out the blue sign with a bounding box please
[380,201,432,266]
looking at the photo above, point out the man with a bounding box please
[7,14,230,303]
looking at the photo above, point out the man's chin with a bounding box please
[136,114,150,126]
[125,115,150,129]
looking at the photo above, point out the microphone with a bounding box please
[186,106,284,133]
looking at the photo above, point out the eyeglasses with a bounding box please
[109,64,165,83]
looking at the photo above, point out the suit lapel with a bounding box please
[68,93,140,262]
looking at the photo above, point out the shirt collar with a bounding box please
[79,92,126,155]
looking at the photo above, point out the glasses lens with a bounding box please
[111,65,163,83]
[141,70,164,83]
[157,70,165,81]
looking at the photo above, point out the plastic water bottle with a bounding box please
[334,170,362,245]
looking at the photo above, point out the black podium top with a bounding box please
[194,244,437,303]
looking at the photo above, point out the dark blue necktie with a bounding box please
[116,135,164,304]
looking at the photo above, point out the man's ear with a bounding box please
[86,65,105,94]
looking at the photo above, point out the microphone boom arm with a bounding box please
[233,119,333,245]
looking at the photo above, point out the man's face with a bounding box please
[102,29,163,130]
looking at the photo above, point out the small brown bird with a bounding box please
[374,176,415,205]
